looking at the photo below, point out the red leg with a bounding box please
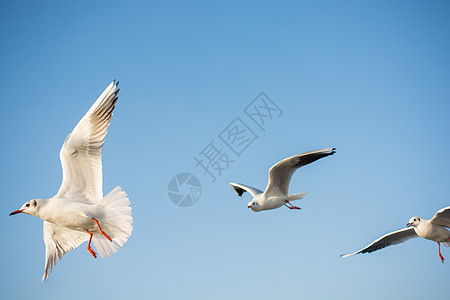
[92,218,112,242]
[285,201,301,210]
[438,242,445,263]
[86,231,97,258]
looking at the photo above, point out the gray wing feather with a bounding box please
[229,183,263,198]
[341,227,418,258]
[265,148,335,196]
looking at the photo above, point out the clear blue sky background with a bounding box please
[1,0,449,299]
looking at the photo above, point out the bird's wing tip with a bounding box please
[229,183,246,197]
[340,252,358,258]
[110,79,119,88]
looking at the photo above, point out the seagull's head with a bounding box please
[9,200,39,216]
[406,216,421,227]
[248,200,262,212]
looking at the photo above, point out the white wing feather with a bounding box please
[430,206,450,228]
[42,221,89,281]
[56,81,119,204]
[265,148,335,196]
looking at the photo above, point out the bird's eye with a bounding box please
[26,203,30,207]
[414,219,416,221]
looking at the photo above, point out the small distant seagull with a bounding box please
[341,206,450,263]
[230,148,335,212]
[9,81,133,280]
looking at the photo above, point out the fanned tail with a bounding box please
[92,186,133,258]
[288,192,308,201]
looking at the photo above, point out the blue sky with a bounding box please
[1,0,449,299]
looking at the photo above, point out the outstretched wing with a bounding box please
[42,221,88,281]
[229,182,263,198]
[56,81,119,204]
[341,227,418,258]
[430,206,450,228]
[265,148,335,196]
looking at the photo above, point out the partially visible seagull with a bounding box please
[341,206,450,263]
[9,81,133,281]
[230,148,335,212]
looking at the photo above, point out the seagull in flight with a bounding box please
[9,81,133,280]
[341,206,450,263]
[230,148,335,212]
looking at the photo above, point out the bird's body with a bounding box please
[10,81,133,280]
[34,197,102,232]
[230,148,335,212]
[256,195,284,211]
[412,218,450,243]
[341,206,450,262]
[248,193,308,211]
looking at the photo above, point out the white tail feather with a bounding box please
[92,186,133,258]
[288,192,308,201]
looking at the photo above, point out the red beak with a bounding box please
[9,209,23,216]
[248,205,251,209]
[406,222,412,227]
